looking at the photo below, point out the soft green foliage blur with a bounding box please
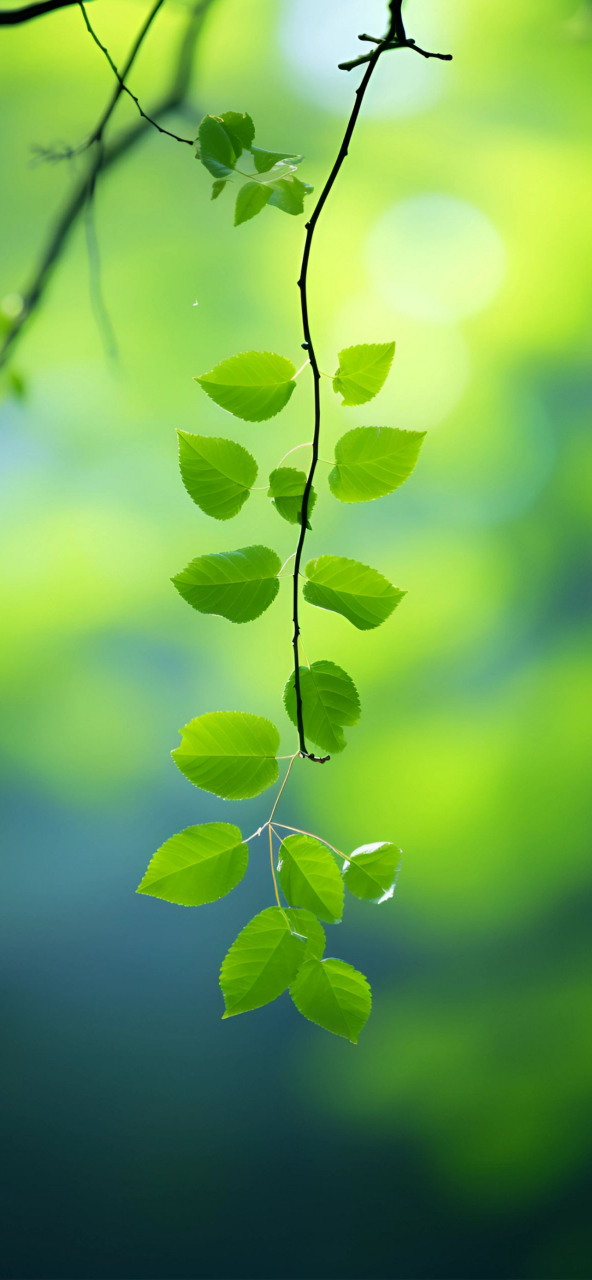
[1,0,592,1235]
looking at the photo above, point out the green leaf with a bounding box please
[268,175,313,216]
[234,182,272,226]
[283,660,360,755]
[268,467,317,528]
[284,908,326,960]
[252,146,302,173]
[195,351,297,422]
[329,426,425,504]
[218,110,255,154]
[277,833,344,924]
[137,822,247,907]
[172,545,281,624]
[220,906,307,1018]
[343,842,401,904]
[197,115,237,179]
[211,179,227,201]
[332,342,396,406]
[177,433,257,521]
[172,711,280,800]
[290,957,372,1043]
[303,555,405,631]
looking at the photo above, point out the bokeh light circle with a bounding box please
[367,194,507,322]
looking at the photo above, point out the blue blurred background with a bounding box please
[1,1,591,1276]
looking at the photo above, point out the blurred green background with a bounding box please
[1,1,591,1276]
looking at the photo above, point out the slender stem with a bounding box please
[272,822,349,863]
[268,824,282,909]
[291,38,387,761]
[269,753,298,826]
[84,0,167,149]
[275,441,313,470]
[78,2,194,147]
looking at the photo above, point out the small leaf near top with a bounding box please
[328,426,425,504]
[197,115,237,179]
[304,555,405,631]
[137,822,247,907]
[333,342,396,407]
[268,175,313,216]
[268,467,317,528]
[217,110,255,154]
[177,433,257,521]
[252,146,303,173]
[172,711,280,800]
[234,182,272,226]
[343,842,402,904]
[195,351,297,422]
[290,957,372,1044]
[220,906,307,1018]
[277,833,344,924]
[172,545,281,624]
[283,660,360,755]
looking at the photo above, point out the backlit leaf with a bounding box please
[284,908,326,960]
[329,426,425,504]
[197,115,237,179]
[172,545,281,624]
[252,146,302,173]
[195,350,297,422]
[303,555,405,631]
[268,467,317,528]
[234,182,272,226]
[218,110,255,154]
[277,833,344,924]
[137,822,247,906]
[332,342,395,406]
[220,906,307,1018]
[290,957,372,1043]
[343,842,402,904]
[283,660,360,755]
[268,175,313,216]
[211,178,227,200]
[177,432,257,521]
[172,711,279,800]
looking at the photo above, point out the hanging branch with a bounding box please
[0,0,215,369]
[167,1,452,1040]
[291,0,450,759]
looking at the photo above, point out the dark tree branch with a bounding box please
[0,0,93,22]
[292,0,451,761]
[78,1,194,147]
[0,0,214,369]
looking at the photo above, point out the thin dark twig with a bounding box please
[82,0,167,151]
[291,0,451,762]
[78,2,194,147]
[0,0,93,22]
[0,0,214,369]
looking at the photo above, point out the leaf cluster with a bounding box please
[139,110,428,1042]
[195,110,313,226]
